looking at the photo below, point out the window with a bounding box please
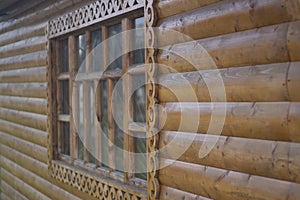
[47,1,149,199]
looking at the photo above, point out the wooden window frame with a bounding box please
[46,0,158,199]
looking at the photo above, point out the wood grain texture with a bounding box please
[160,131,300,183]
[158,22,299,72]
[159,186,212,200]
[159,158,300,200]
[0,179,29,200]
[0,67,46,83]
[0,83,46,98]
[158,0,300,46]
[159,102,300,142]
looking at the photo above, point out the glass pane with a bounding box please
[135,135,146,180]
[59,39,69,73]
[59,80,69,114]
[78,138,84,160]
[100,80,109,168]
[132,75,146,123]
[60,122,70,155]
[77,34,86,72]
[91,29,103,72]
[113,79,123,172]
[89,81,96,163]
[133,17,145,64]
[108,23,122,70]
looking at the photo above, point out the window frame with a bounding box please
[46,1,158,199]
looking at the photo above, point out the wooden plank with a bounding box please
[0,180,29,200]
[0,95,46,115]
[0,131,48,164]
[158,62,299,102]
[107,78,115,171]
[0,66,46,83]
[160,185,212,200]
[128,122,146,133]
[160,131,300,183]
[58,114,70,122]
[160,102,300,142]
[122,17,134,181]
[0,107,47,131]
[0,82,47,98]
[0,119,47,147]
[158,0,300,46]
[0,163,51,200]
[159,158,300,200]
[158,22,296,72]
[0,51,47,71]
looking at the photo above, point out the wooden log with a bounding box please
[0,119,47,147]
[0,36,46,59]
[158,22,299,72]
[0,82,46,98]
[0,131,47,164]
[0,66,46,83]
[156,0,222,19]
[0,95,46,114]
[0,108,47,131]
[0,193,11,200]
[0,51,46,71]
[0,155,81,200]
[159,158,300,200]
[287,21,300,62]
[0,23,45,47]
[0,168,51,200]
[159,102,300,142]
[160,131,300,183]
[160,186,212,200]
[158,0,300,46]
[0,180,29,200]
[288,62,300,101]
[158,62,297,102]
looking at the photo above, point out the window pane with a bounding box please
[59,80,69,114]
[132,75,146,123]
[60,122,70,155]
[59,39,69,73]
[133,17,145,64]
[100,80,109,168]
[108,23,122,70]
[91,29,103,72]
[135,136,146,180]
[77,34,86,72]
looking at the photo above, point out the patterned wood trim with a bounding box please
[50,161,147,199]
[47,0,144,38]
[145,0,159,199]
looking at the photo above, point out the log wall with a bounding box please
[156,0,300,199]
[0,1,98,199]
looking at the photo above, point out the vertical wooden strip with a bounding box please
[94,80,102,167]
[107,79,115,171]
[83,31,92,163]
[69,35,76,164]
[122,18,134,181]
[55,40,62,158]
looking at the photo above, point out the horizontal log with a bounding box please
[158,62,300,102]
[0,119,47,147]
[0,155,81,200]
[156,0,222,19]
[158,0,300,46]
[0,179,29,200]
[0,131,47,163]
[0,168,51,200]
[0,23,45,47]
[158,22,299,72]
[159,158,300,200]
[159,102,300,142]
[0,83,46,98]
[0,51,46,71]
[160,186,212,200]
[0,95,47,115]
[0,36,46,59]
[160,131,300,183]
[0,108,47,131]
[287,21,300,61]
[0,193,10,200]
[0,66,46,83]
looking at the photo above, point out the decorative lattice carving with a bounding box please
[48,0,144,38]
[145,0,159,199]
[51,162,146,200]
